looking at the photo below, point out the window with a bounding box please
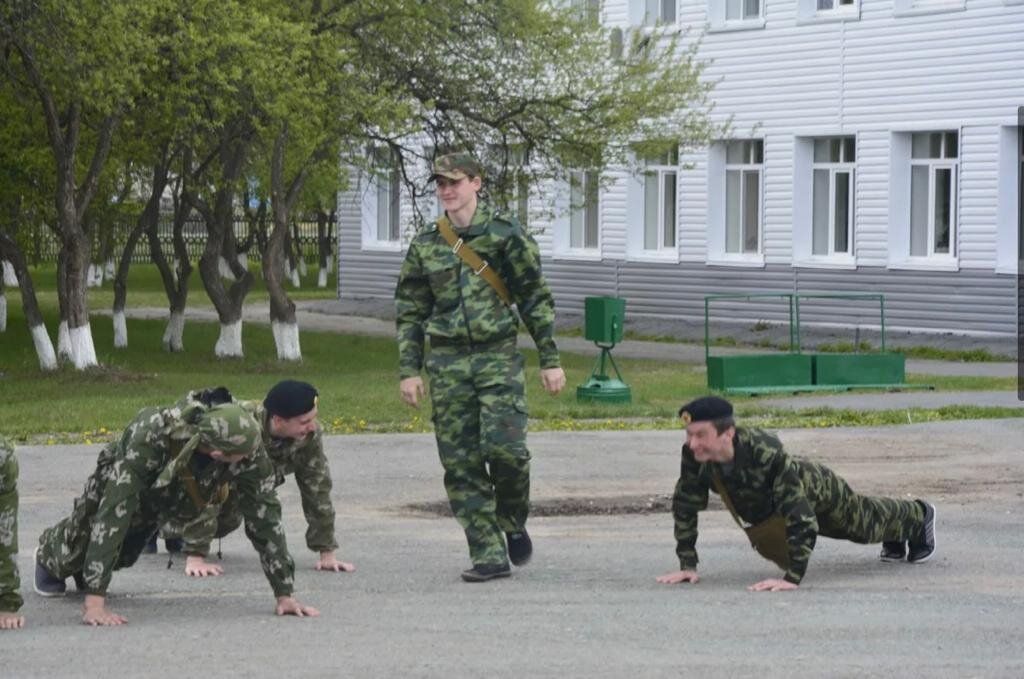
[798,0,859,23]
[727,0,761,20]
[569,170,600,250]
[725,140,763,254]
[909,132,957,258]
[361,148,403,249]
[571,0,601,25]
[642,148,678,251]
[635,0,675,26]
[816,0,855,9]
[812,137,855,256]
[487,145,530,228]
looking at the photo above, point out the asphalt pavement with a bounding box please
[4,420,1024,678]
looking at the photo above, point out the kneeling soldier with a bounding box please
[34,401,318,625]
[1,437,24,630]
[162,380,354,577]
[656,396,936,592]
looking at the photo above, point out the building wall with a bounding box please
[338,0,1023,337]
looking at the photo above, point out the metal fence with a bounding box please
[21,216,333,265]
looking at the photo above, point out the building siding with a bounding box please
[337,0,1022,337]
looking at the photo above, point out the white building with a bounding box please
[338,0,1023,337]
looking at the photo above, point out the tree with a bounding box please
[1,0,163,368]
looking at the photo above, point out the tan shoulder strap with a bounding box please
[710,467,748,530]
[436,217,512,305]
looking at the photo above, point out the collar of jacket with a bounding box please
[449,204,494,237]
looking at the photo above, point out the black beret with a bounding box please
[678,396,733,424]
[264,380,319,419]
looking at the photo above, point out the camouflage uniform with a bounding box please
[395,203,560,567]
[161,395,337,557]
[36,401,296,597]
[672,426,925,584]
[0,437,22,614]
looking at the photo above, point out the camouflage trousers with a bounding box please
[159,492,243,555]
[36,466,164,582]
[804,461,925,543]
[0,450,22,613]
[426,340,530,567]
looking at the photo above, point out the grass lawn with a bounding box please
[1,264,1019,442]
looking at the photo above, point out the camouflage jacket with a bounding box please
[179,398,338,556]
[80,401,294,597]
[395,204,560,379]
[672,426,830,585]
[0,437,22,613]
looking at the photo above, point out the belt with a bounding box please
[428,336,518,353]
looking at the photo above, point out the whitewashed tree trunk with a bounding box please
[104,258,115,282]
[271,320,302,361]
[238,253,248,271]
[326,256,333,274]
[297,259,308,278]
[218,256,235,280]
[290,267,300,287]
[172,258,180,286]
[0,293,6,332]
[317,267,328,288]
[57,320,73,361]
[86,264,99,288]
[31,324,58,371]
[214,320,243,357]
[2,261,17,286]
[69,322,98,369]
[112,310,128,348]
[162,311,186,352]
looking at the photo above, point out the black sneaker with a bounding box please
[33,547,66,597]
[907,500,936,564]
[879,541,906,562]
[460,563,512,583]
[143,536,158,554]
[506,530,533,566]
[164,538,184,554]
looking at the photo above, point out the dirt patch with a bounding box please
[404,494,675,517]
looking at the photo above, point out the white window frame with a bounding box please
[570,0,602,26]
[893,0,966,17]
[812,137,855,259]
[630,0,677,26]
[569,169,601,253]
[709,0,765,32]
[707,140,765,267]
[724,140,763,257]
[996,126,1022,274]
[625,148,679,262]
[642,148,678,254]
[794,135,857,269]
[360,149,403,252]
[797,0,860,23]
[888,129,960,271]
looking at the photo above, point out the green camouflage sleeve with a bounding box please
[81,434,158,595]
[672,447,709,571]
[234,454,295,597]
[769,454,818,584]
[292,430,338,553]
[0,440,23,613]
[502,231,560,369]
[395,241,432,380]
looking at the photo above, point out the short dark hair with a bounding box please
[710,416,735,434]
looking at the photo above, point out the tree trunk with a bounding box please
[193,129,253,358]
[113,157,169,348]
[148,168,191,352]
[0,233,57,370]
[266,126,304,361]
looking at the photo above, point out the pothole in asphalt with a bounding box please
[403,494,673,517]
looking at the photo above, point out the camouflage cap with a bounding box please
[196,403,261,454]
[431,152,484,181]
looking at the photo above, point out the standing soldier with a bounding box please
[1,437,24,630]
[656,396,937,591]
[161,381,355,577]
[395,151,566,582]
[34,401,319,625]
